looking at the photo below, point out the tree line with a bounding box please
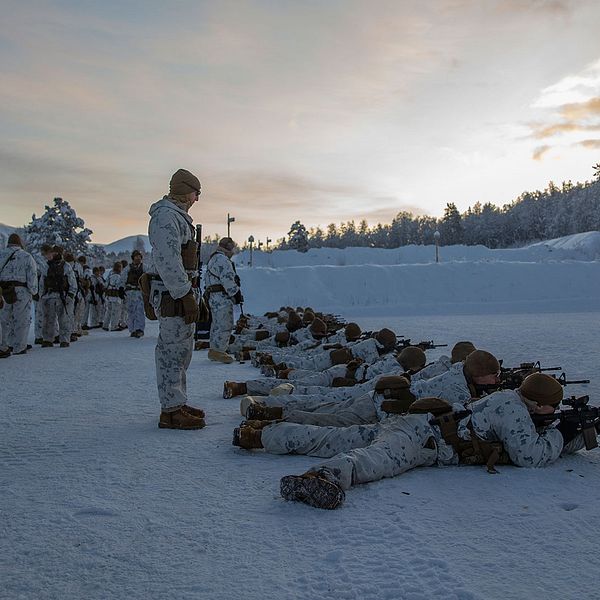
[279,166,600,251]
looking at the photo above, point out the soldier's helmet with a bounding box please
[375,328,397,351]
[520,373,563,407]
[7,233,24,248]
[113,261,123,273]
[397,346,427,371]
[309,317,327,339]
[464,350,500,378]
[302,310,316,324]
[344,322,362,342]
[286,311,302,332]
[275,331,291,345]
[451,341,476,364]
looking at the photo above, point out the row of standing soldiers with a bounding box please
[0,233,148,358]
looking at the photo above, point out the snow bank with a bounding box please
[238,261,600,315]
[235,231,600,267]
[101,234,149,254]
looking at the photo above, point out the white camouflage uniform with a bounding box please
[0,244,38,353]
[121,263,146,333]
[148,196,197,411]
[205,248,239,352]
[32,253,48,340]
[103,271,123,331]
[277,389,587,493]
[40,258,77,344]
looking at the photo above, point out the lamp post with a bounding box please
[227,213,235,237]
[266,237,272,251]
[434,230,441,263]
[248,235,255,267]
[258,240,263,251]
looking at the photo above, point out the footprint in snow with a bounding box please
[559,503,579,512]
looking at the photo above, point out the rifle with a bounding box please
[477,368,590,394]
[395,339,446,351]
[532,395,600,450]
[195,224,211,341]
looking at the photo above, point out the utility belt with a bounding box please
[205,284,226,294]
[0,280,27,304]
[105,289,120,298]
[434,411,512,473]
[125,284,140,291]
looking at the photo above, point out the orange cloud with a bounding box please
[560,96,600,120]
[532,145,551,160]
[577,139,600,149]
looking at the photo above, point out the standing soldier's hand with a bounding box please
[181,291,199,324]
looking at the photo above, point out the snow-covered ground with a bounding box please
[2,311,599,600]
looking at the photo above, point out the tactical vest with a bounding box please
[434,411,512,473]
[126,264,144,288]
[44,260,69,294]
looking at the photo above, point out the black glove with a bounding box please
[234,274,241,286]
[118,287,126,300]
[32,293,40,302]
[556,419,580,445]
[233,290,244,305]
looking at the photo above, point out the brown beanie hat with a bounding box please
[464,350,500,379]
[344,322,362,342]
[520,373,563,407]
[286,311,302,332]
[169,169,201,196]
[219,237,236,252]
[398,346,427,371]
[376,328,397,351]
[451,341,477,364]
[310,317,327,338]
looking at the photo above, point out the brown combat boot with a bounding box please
[246,403,283,421]
[277,368,294,379]
[0,348,10,359]
[195,340,210,351]
[182,405,206,419]
[159,407,206,430]
[223,381,247,399]
[232,424,264,449]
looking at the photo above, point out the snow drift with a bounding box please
[236,231,600,315]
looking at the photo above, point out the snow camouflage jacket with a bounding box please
[148,197,195,300]
[0,245,38,295]
[411,362,472,405]
[411,355,453,382]
[205,248,239,298]
[460,389,584,467]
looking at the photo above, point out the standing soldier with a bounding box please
[119,259,129,329]
[33,244,52,344]
[0,233,38,355]
[205,237,241,364]
[121,250,146,337]
[148,168,205,430]
[65,253,84,341]
[103,262,124,331]
[40,246,77,348]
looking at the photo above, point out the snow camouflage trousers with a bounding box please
[42,295,74,343]
[311,414,438,490]
[73,296,86,334]
[155,314,195,410]
[262,421,380,458]
[126,290,145,332]
[208,293,234,352]
[0,287,32,353]
[104,298,122,331]
[34,296,44,339]
[283,393,378,427]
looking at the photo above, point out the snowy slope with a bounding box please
[236,231,600,267]
[101,234,150,254]
[2,313,599,600]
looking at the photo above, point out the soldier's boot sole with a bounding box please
[240,396,264,416]
[280,475,345,510]
[158,417,206,430]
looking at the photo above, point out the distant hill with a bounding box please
[100,235,150,254]
[0,223,18,237]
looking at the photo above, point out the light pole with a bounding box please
[257,240,263,252]
[227,213,235,238]
[248,235,254,267]
[434,230,440,263]
[266,237,272,251]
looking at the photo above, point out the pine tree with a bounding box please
[287,221,309,252]
[593,163,600,181]
[24,197,93,255]
[439,203,463,245]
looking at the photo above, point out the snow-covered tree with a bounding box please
[24,197,93,255]
[593,163,600,181]
[287,221,309,252]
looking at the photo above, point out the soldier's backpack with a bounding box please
[44,260,69,294]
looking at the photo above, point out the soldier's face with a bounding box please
[532,403,556,415]
[473,371,501,385]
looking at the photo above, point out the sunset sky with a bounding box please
[1,0,599,244]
